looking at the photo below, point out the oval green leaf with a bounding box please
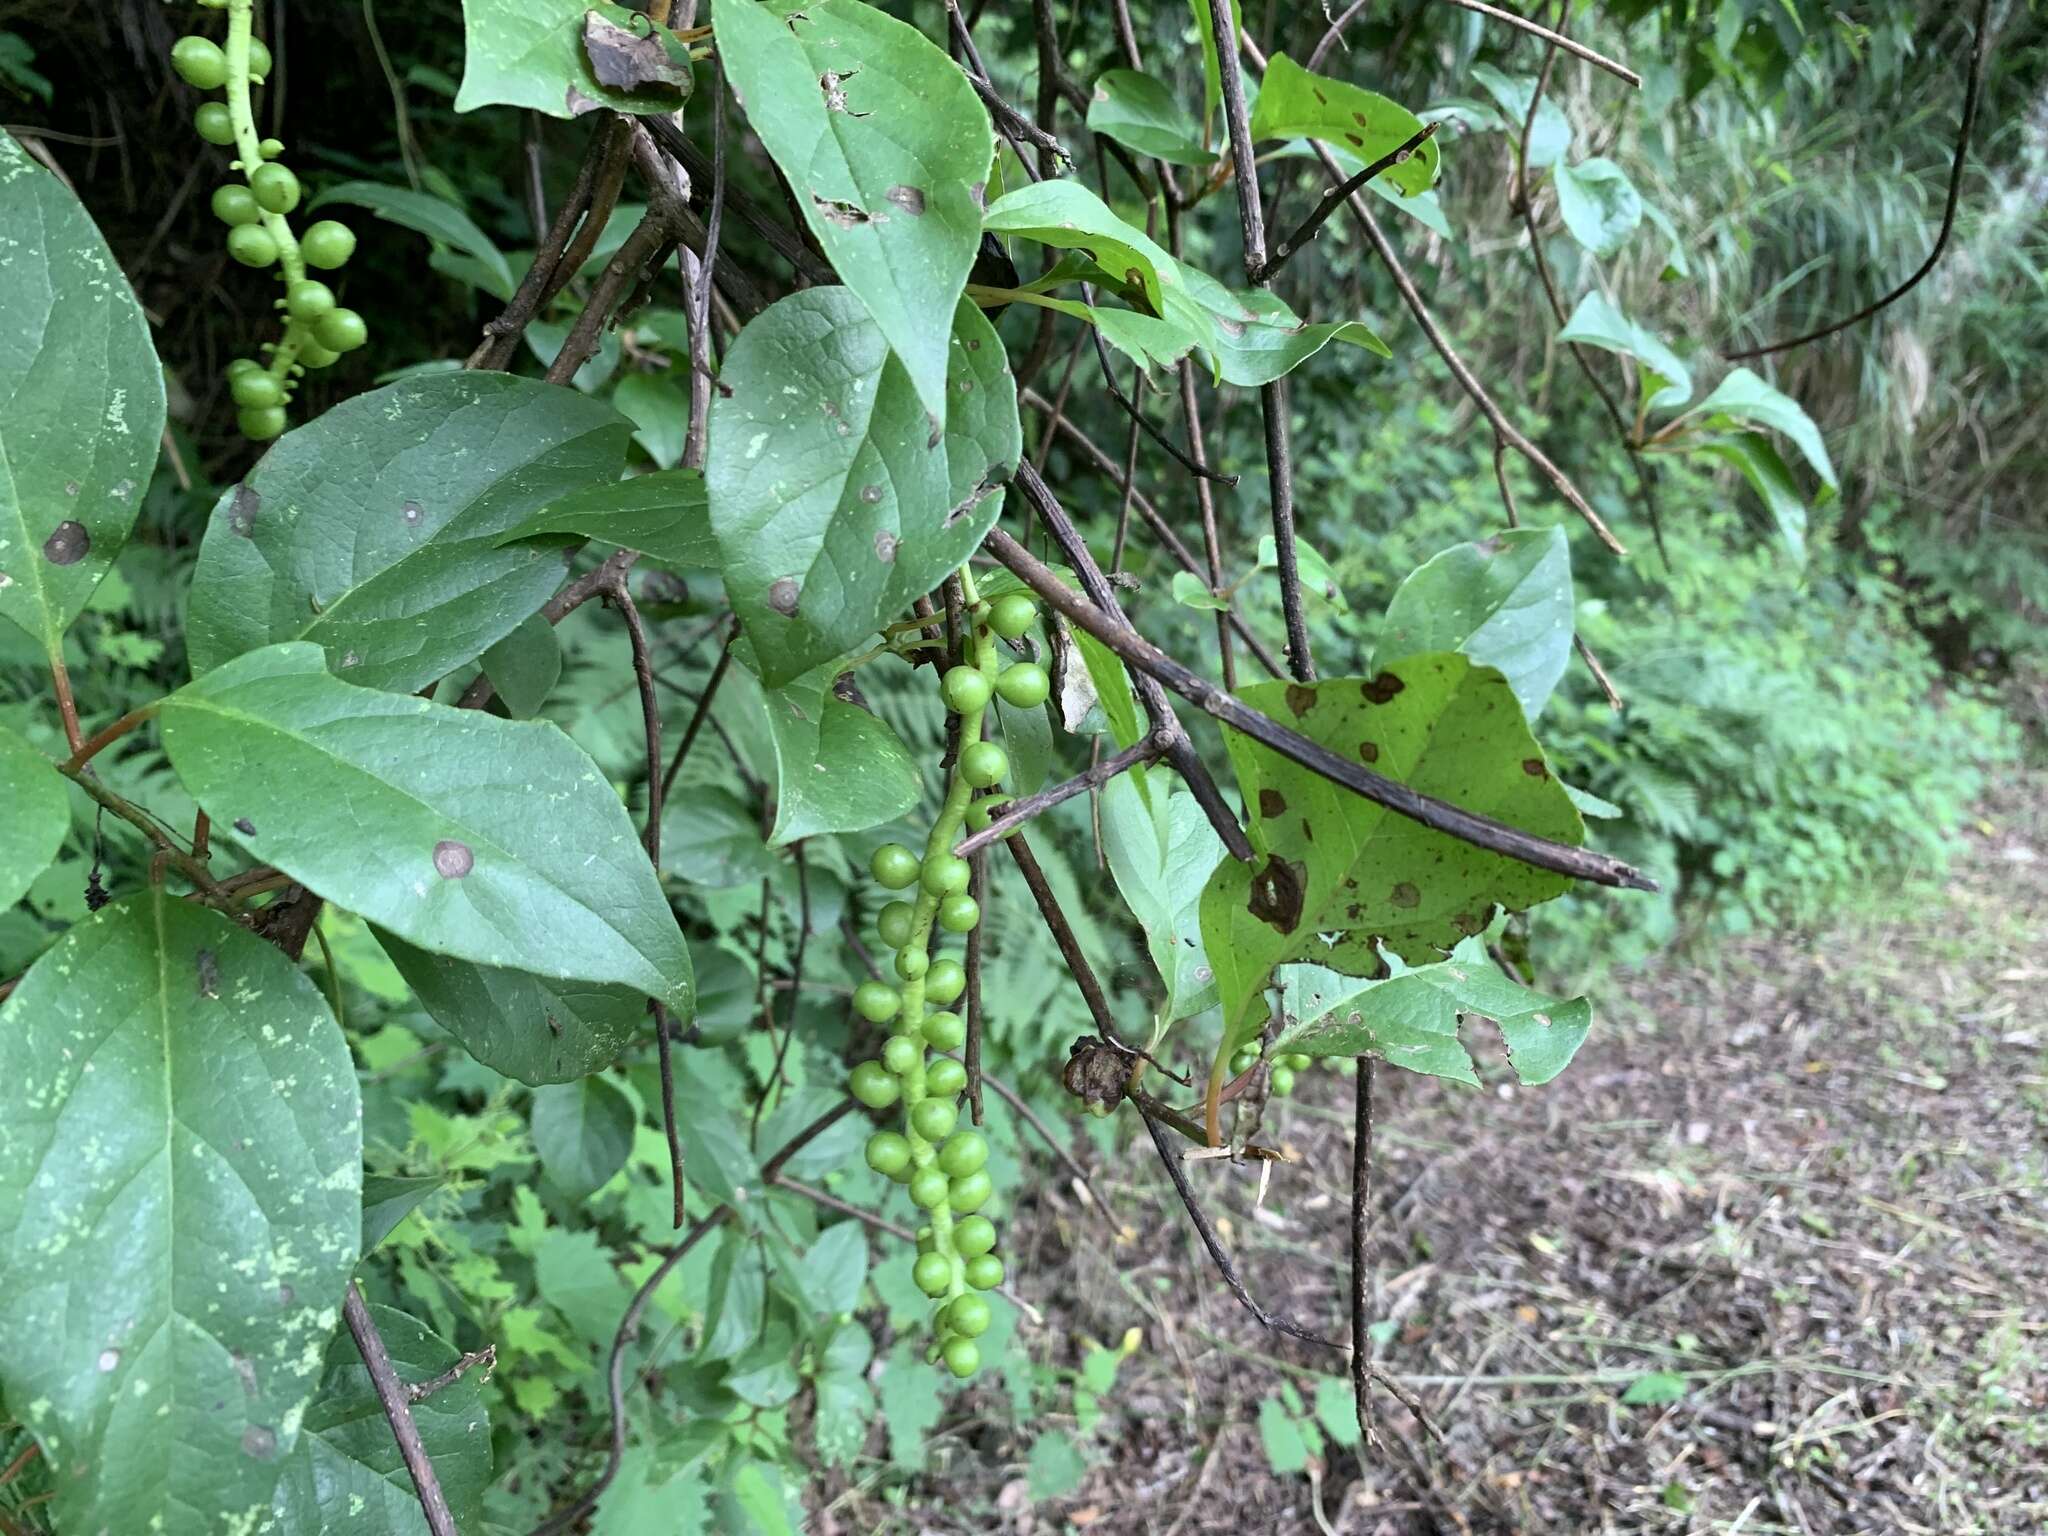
[1249,53,1441,197]
[495,466,715,571]
[530,1075,638,1196]
[0,722,66,908]
[1377,527,1575,720]
[1087,69,1211,165]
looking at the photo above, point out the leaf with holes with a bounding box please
[270,1304,492,1535]
[0,891,360,1536]
[186,372,631,694]
[494,466,715,570]
[455,0,690,118]
[0,723,66,909]
[1273,937,1592,1084]
[1551,157,1643,258]
[706,289,1020,686]
[1248,53,1441,198]
[1087,69,1211,165]
[1377,527,1574,720]
[1100,769,1225,1024]
[1199,654,1583,1054]
[530,1075,637,1196]
[0,132,165,656]
[159,642,694,1012]
[715,0,991,422]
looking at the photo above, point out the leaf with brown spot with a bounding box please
[581,9,690,96]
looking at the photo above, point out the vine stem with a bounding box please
[62,701,160,773]
[46,652,83,753]
[341,1284,459,1536]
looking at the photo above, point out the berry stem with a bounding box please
[220,0,304,384]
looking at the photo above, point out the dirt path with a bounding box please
[894,774,2047,1534]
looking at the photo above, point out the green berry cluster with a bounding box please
[849,579,1045,1378]
[1229,1042,1315,1097]
[173,0,364,440]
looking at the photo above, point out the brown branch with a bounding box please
[342,1283,460,1536]
[660,621,736,799]
[954,734,1165,857]
[406,1345,496,1404]
[1434,0,1642,86]
[1350,1059,1377,1447]
[985,528,1656,892]
[682,58,728,470]
[1004,832,1122,1042]
[469,120,615,371]
[47,653,83,754]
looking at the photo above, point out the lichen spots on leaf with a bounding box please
[859,484,882,504]
[1246,855,1307,934]
[768,577,801,616]
[885,184,927,216]
[401,500,424,528]
[42,521,89,566]
[873,530,898,563]
[240,1425,278,1461]
[432,840,474,879]
[1257,788,1287,819]
[227,484,261,537]
[1362,672,1405,704]
[1357,740,1379,763]
[1284,682,1316,717]
[1390,881,1421,909]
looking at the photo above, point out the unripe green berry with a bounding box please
[881,1034,921,1076]
[965,1253,1004,1290]
[911,1096,957,1143]
[925,1058,967,1097]
[1230,1047,1258,1076]
[171,36,228,89]
[938,1131,988,1178]
[300,219,356,270]
[953,1214,997,1258]
[960,741,1008,789]
[909,1166,950,1211]
[877,901,917,949]
[211,183,261,226]
[996,662,1050,708]
[225,223,278,267]
[966,794,1014,834]
[230,370,283,409]
[942,1337,980,1378]
[913,1251,954,1297]
[849,1060,898,1108]
[894,946,928,982]
[940,665,992,714]
[924,958,965,1006]
[259,138,286,160]
[237,405,286,441]
[921,853,970,896]
[298,341,341,369]
[948,1170,993,1213]
[870,842,921,889]
[313,307,368,352]
[865,1131,911,1177]
[1269,1064,1296,1096]
[989,592,1037,639]
[938,892,979,934]
[1284,1053,1313,1071]
[852,980,900,1024]
[245,37,272,80]
[249,162,300,215]
[921,1010,965,1051]
[193,102,235,145]
[947,1294,992,1338]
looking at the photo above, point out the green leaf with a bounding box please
[1691,368,1837,489]
[1558,292,1692,413]
[375,934,644,1084]
[1641,199,1691,280]
[1313,1375,1362,1448]
[1620,1370,1690,1406]
[186,372,631,694]
[1026,1428,1089,1498]
[530,1074,637,1196]
[879,1343,946,1468]
[791,1222,869,1316]
[1249,53,1442,197]
[494,466,715,570]
[0,891,360,1536]
[1100,769,1225,1022]
[707,289,1020,686]
[675,1069,758,1206]
[813,1321,875,1469]
[159,642,694,1012]
[311,180,515,299]
[664,784,779,889]
[615,371,689,469]
[749,649,922,846]
[1177,276,1389,386]
[270,1304,492,1536]
[589,1443,711,1536]
[984,179,1182,319]
[1273,936,1593,1085]
[1199,656,1582,1048]
[1257,1397,1310,1474]
[1378,527,1575,720]
[0,723,66,909]
[1171,570,1230,612]
[1071,624,1142,750]
[714,0,990,422]
[1190,0,1242,143]
[455,0,690,119]
[1551,157,1643,257]
[1468,64,1572,167]
[1257,532,1347,609]
[481,613,562,719]
[362,1173,448,1253]
[0,132,165,655]
[1087,69,1211,165]
[1697,431,1807,561]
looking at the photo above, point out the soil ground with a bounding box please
[877,772,2048,1535]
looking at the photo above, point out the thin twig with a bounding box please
[342,1283,460,1536]
[1435,0,1642,86]
[1351,1060,1377,1447]
[661,621,736,799]
[1254,122,1439,284]
[407,1345,496,1403]
[682,57,727,469]
[954,735,1165,857]
[1003,832,1122,1042]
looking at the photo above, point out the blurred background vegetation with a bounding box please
[2,0,2042,1526]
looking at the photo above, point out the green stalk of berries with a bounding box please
[849,578,1049,1378]
[174,0,365,440]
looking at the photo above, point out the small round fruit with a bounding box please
[193,102,235,145]
[877,901,917,949]
[865,1131,911,1177]
[170,36,228,88]
[248,162,300,215]
[960,741,1008,789]
[225,223,278,267]
[938,1131,988,1178]
[849,1060,899,1109]
[1230,1047,1257,1076]
[920,853,970,896]
[924,958,965,1005]
[965,1253,1005,1290]
[894,947,928,982]
[258,137,286,160]
[245,37,272,79]
[921,1010,965,1052]
[908,1166,950,1210]
[237,405,286,441]
[938,892,979,934]
[297,341,341,369]
[948,1171,992,1213]
[230,370,283,409]
[226,356,261,378]
[940,665,992,714]
[913,1252,954,1298]
[989,592,1037,639]
[852,980,900,1024]
[925,1057,967,1097]
[942,1337,980,1378]
[953,1214,997,1258]
[299,219,356,269]
[1284,1053,1313,1071]
[911,1096,957,1143]
[1269,1065,1296,1097]
[965,794,1014,834]
[996,662,1050,708]
[947,1294,992,1339]
[870,843,921,890]
[211,183,261,226]
[881,1034,921,1076]
[313,307,367,352]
